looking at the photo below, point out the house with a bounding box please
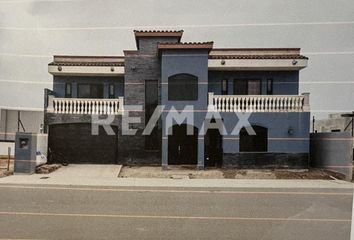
[44,30,310,169]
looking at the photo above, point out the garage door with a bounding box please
[48,123,118,164]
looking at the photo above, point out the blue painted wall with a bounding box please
[53,76,124,98]
[221,112,310,153]
[208,71,299,95]
[160,49,210,168]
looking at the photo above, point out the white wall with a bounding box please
[0,109,43,141]
[0,142,14,157]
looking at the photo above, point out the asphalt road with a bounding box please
[0,184,352,240]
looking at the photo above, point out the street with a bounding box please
[0,184,352,240]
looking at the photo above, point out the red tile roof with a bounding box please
[157,42,214,51]
[49,61,124,67]
[209,55,308,60]
[134,30,183,37]
[49,55,125,66]
[134,30,184,49]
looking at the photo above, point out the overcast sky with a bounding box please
[0,0,353,119]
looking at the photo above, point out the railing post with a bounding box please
[302,92,310,112]
[208,92,215,111]
[118,97,124,114]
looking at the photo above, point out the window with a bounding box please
[240,125,268,152]
[234,79,261,95]
[109,84,115,98]
[168,74,198,101]
[267,79,273,95]
[233,80,248,95]
[78,84,103,98]
[65,83,72,98]
[221,79,228,95]
[248,80,261,95]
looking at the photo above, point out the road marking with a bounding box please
[0,185,351,196]
[0,211,350,223]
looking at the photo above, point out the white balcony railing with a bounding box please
[208,93,310,112]
[47,97,124,115]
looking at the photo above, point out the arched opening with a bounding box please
[168,124,198,165]
[205,129,223,167]
[168,73,198,101]
[240,125,268,152]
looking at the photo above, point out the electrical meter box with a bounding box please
[14,132,48,174]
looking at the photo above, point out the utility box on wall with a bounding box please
[14,133,48,174]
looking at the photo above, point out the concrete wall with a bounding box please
[310,132,353,180]
[0,109,43,141]
[208,71,299,95]
[314,113,352,133]
[0,142,14,157]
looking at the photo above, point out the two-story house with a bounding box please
[44,30,310,169]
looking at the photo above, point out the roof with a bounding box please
[49,62,124,67]
[134,30,184,49]
[209,55,308,60]
[134,30,184,37]
[49,55,125,67]
[157,42,214,53]
[209,48,307,60]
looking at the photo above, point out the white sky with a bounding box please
[0,0,353,118]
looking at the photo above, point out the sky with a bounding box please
[0,0,353,119]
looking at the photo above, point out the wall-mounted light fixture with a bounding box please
[57,66,62,71]
[221,59,226,65]
[292,60,298,65]
[110,67,115,72]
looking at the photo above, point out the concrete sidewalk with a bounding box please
[0,165,353,189]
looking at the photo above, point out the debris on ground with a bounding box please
[274,169,345,180]
[36,164,61,174]
[119,166,346,180]
[0,158,14,178]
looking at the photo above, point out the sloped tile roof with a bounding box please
[49,61,124,67]
[209,54,308,60]
[157,42,214,51]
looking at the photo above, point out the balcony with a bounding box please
[46,97,124,115]
[208,93,310,112]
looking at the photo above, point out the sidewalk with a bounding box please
[0,165,353,189]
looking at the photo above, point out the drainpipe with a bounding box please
[312,116,315,133]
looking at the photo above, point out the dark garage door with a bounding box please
[49,123,118,164]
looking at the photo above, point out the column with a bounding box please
[197,136,205,170]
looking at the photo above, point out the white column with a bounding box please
[302,92,310,112]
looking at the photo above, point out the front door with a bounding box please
[168,124,198,165]
[205,129,223,167]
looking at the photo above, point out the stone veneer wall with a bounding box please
[222,153,309,169]
[119,37,178,165]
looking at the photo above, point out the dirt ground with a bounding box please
[118,165,346,180]
[0,157,14,178]
[1,157,347,180]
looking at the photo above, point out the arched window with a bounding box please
[168,74,198,101]
[240,125,268,152]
